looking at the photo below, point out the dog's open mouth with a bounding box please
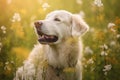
[37,31,58,44]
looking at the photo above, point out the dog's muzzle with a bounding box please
[34,21,58,44]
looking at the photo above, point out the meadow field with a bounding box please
[0,0,120,80]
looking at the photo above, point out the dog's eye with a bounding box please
[54,18,61,22]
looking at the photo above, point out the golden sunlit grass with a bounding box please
[11,47,30,59]
[11,22,25,39]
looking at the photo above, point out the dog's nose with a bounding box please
[34,21,43,29]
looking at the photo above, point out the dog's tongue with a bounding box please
[38,35,58,44]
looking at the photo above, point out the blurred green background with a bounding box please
[0,0,120,80]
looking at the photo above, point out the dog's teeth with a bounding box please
[41,35,44,38]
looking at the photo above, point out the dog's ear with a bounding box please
[71,14,89,37]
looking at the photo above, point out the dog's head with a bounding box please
[34,10,89,45]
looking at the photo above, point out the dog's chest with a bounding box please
[46,45,79,68]
[47,51,68,68]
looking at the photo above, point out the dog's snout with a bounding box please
[34,21,43,29]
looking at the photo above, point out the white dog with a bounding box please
[14,10,89,80]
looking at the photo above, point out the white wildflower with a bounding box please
[116,34,120,38]
[4,66,11,71]
[3,31,6,34]
[94,0,103,7]
[103,64,112,76]
[42,3,50,11]
[11,13,21,22]
[84,46,93,54]
[108,23,116,32]
[76,0,82,4]
[100,51,107,56]
[111,28,116,32]
[5,61,9,65]
[87,58,94,64]
[1,26,6,34]
[4,61,11,71]
[108,23,115,29]
[79,11,85,18]
[103,64,112,72]
[1,26,6,31]
[110,41,116,46]
[0,42,2,47]
[100,44,108,50]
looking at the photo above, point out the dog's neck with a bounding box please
[45,37,81,68]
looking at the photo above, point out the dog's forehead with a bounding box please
[46,10,72,19]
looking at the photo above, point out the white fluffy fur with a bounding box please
[14,10,89,80]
